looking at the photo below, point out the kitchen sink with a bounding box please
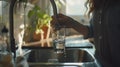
[27,48,98,67]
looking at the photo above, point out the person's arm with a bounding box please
[65,18,89,38]
[51,14,89,38]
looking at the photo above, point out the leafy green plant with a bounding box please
[28,5,52,34]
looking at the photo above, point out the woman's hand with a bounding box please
[51,14,74,28]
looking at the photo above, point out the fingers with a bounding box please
[51,13,72,28]
[51,14,64,24]
[52,13,65,18]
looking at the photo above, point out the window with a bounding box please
[66,0,87,15]
[56,0,89,25]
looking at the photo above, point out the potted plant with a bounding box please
[24,5,52,47]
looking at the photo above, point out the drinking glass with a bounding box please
[52,27,66,53]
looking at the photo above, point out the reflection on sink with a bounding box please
[27,48,97,67]
[28,49,94,62]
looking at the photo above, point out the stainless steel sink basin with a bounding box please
[27,48,98,67]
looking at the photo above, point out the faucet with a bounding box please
[50,0,66,54]
[9,0,17,59]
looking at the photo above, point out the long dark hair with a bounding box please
[86,0,119,15]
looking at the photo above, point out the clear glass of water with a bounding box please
[52,27,66,53]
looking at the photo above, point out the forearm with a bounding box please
[51,14,89,38]
[68,18,89,38]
